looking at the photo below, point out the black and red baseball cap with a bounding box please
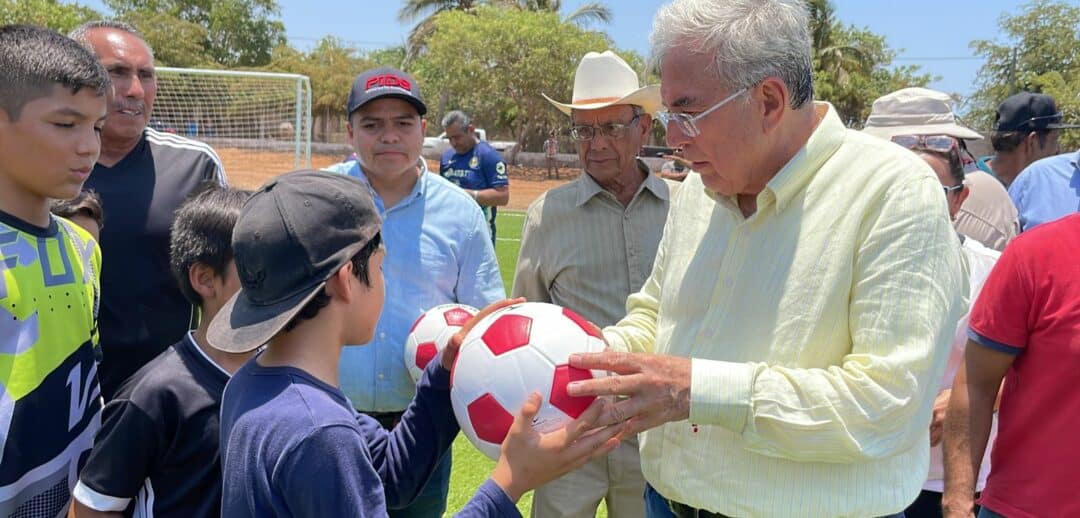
[346,66,427,116]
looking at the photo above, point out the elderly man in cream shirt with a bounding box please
[513,50,674,518]
[566,1,966,517]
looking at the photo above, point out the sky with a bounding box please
[81,0,1047,99]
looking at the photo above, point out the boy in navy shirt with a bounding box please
[209,170,624,517]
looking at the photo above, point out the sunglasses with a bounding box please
[890,134,959,153]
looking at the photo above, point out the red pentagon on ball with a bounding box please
[443,308,473,327]
[481,314,532,355]
[549,365,595,419]
[561,307,602,339]
[415,342,438,371]
[467,393,514,444]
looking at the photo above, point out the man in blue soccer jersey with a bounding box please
[438,110,510,243]
[0,24,109,516]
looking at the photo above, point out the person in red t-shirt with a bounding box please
[942,213,1080,518]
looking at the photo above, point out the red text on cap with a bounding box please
[366,74,411,92]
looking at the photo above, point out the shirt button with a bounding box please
[379,332,386,339]
[378,373,385,380]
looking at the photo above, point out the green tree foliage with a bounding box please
[398,0,610,69]
[501,0,612,27]
[265,37,371,135]
[816,24,935,126]
[968,0,1080,148]
[415,6,610,159]
[105,0,286,67]
[0,0,99,33]
[122,11,213,67]
[808,0,932,126]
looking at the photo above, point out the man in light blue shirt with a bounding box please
[1009,149,1080,232]
[324,66,504,518]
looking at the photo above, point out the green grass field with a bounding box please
[444,210,611,517]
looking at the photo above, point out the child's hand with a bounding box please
[442,298,525,371]
[489,392,627,502]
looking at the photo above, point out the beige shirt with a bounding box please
[954,170,1019,251]
[511,161,672,328]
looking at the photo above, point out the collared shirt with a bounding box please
[954,170,1019,252]
[603,103,966,517]
[323,159,504,411]
[512,159,672,328]
[1008,149,1080,232]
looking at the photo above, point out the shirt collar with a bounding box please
[348,158,428,212]
[765,102,846,214]
[705,102,846,215]
[575,158,668,207]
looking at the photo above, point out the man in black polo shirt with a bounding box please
[73,187,251,518]
[70,21,227,399]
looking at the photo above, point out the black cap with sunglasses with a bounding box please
[993,92,1080,133]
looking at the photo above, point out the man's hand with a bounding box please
[442,298,525,371]
[930,388,951,446]
[566,351,692,434]
[491,392,626,502]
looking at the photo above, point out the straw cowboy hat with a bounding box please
[542,50,661,116]
[862,87,983,140]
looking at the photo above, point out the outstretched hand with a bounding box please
[566,351,692,435]
[442,298,525,371]
[491,392,627,502]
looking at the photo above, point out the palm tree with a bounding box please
[807,0,868,87]
[504,0,612,27]
[397,0,481,65]
[398,0,612,63]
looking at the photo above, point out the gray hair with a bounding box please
[69,20,153,57]
[441,110,472,130]
[649,0,814,109]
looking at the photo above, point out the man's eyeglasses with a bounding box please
[942,184,964,196]
[890,134,958,153]
[569,115,641,142]
[656,87,749,138]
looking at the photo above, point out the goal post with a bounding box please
[153,67,313,180]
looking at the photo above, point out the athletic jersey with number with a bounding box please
[82,128,226,400]
[0,210,102,517]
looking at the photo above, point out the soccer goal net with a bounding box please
[153,67,313,182]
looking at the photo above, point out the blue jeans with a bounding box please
[977,507,1006,518]
[388,449,452,518]
[643,484,678,518]
[644,483,906,518]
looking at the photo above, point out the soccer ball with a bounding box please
[404,304,478,383]
[450,302,607,460]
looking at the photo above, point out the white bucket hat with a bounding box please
[542,51,661,116]
[862,87,983,140]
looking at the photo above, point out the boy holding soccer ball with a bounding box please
[211,170,625,517]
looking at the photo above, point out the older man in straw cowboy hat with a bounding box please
[513,50,673,518]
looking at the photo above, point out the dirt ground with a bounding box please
[219,148,573,211]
